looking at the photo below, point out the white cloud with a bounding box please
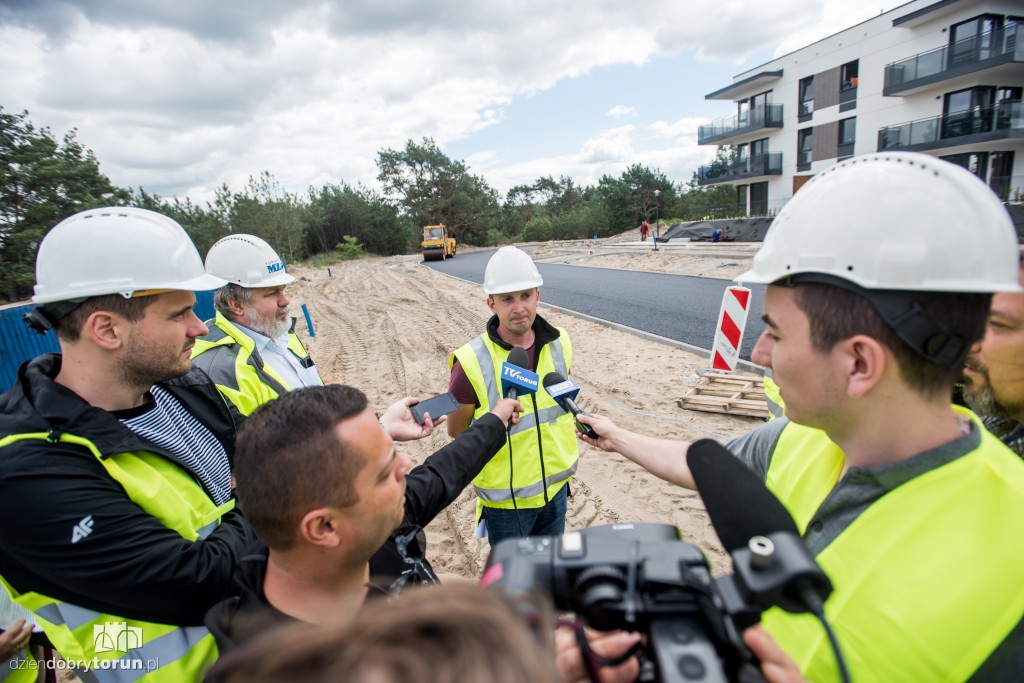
[0,0,877,203]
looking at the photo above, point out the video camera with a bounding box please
[481,440,839,683]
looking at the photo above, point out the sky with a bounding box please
[0,1,896,205]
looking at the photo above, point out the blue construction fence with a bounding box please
[0,291,216,391]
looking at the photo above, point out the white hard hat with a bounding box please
[33,207,226,305]
[483,246,543,295]
[205,234,295,288]
[738,152,1021,294]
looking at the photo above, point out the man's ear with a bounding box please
[298,508,344,548]
[226,297,248,320]
[839,335,888,399]
[84,311,127,351]
[485,296,495,314]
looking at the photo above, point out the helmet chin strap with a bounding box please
[22,299,86,334]
[779,273,972,369]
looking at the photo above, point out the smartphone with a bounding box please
[409,392,461,425]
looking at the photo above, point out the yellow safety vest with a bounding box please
[759,407,1024,682]
[191,312,321,416]
[450,330,579,513]
[0,433,234,682]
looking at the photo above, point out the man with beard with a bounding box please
[963,259,1024,457]
[0,207,257,680]
[191,234,325,417]
[193,236,444,440]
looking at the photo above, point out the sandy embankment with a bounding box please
[289,235,764,578]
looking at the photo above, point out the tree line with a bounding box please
[0,106,736,302]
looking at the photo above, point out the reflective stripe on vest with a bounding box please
[759,409,1024,682]
[0,433,230,681]
[450,330,579,509]
[763,374,785,420]
[191,311,321,416]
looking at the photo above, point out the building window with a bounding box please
[737,90,772,128]
[797,128,813,171]
[737,185,748,214]
[750,182,769,215]
[989,151,1015,200]
[840,60,859,91]
[839,60,858,111]
[942,86,994,138]
[799,76,814,121]
[838,118,856,159]
[941,152,989,180]
[949,14,1003,66]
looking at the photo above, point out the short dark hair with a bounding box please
[54,295,155,343]
[235,385,369,550]
[793,283,990,397]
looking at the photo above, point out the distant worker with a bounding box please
[191,234,322,416]
[0,207,256,680]
[963,258,1024,457]
[447,247,580,546]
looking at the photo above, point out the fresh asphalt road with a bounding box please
[424,248,767,361]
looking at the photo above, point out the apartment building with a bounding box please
[697,0,1023,216]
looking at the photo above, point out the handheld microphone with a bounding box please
[688,438,832,615]
[542,372,598,439]
[500,347,539,401]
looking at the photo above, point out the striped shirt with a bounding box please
[118,385,233,505]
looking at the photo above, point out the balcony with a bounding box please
[698,104,783,145]
[698,152,783,186]
[877,100,1024,152]
[884,24,1023,96]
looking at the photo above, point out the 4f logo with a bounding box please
[94,622,143,654]
[71,515,94,544]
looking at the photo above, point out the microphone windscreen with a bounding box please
[507,346,530,370]
[688,438,799,552]
[542,371,565,389]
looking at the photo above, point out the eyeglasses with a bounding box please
[382,525,440,596]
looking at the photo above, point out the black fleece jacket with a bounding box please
[0,354,257,626]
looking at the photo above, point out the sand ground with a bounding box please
[289,231,764,578]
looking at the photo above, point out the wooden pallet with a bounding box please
[678,372,770,419]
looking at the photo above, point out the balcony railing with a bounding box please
[698,152,783,185]
[884,23,1021,94]
[878,99,1023,151]
[698,104,784,144]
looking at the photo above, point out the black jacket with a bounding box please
[206,412,509,654]
[368,412,508,583]
[0,354,257,626]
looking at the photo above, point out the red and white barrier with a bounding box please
[709,286,751,373]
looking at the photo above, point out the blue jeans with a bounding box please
[482,485,568,547]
